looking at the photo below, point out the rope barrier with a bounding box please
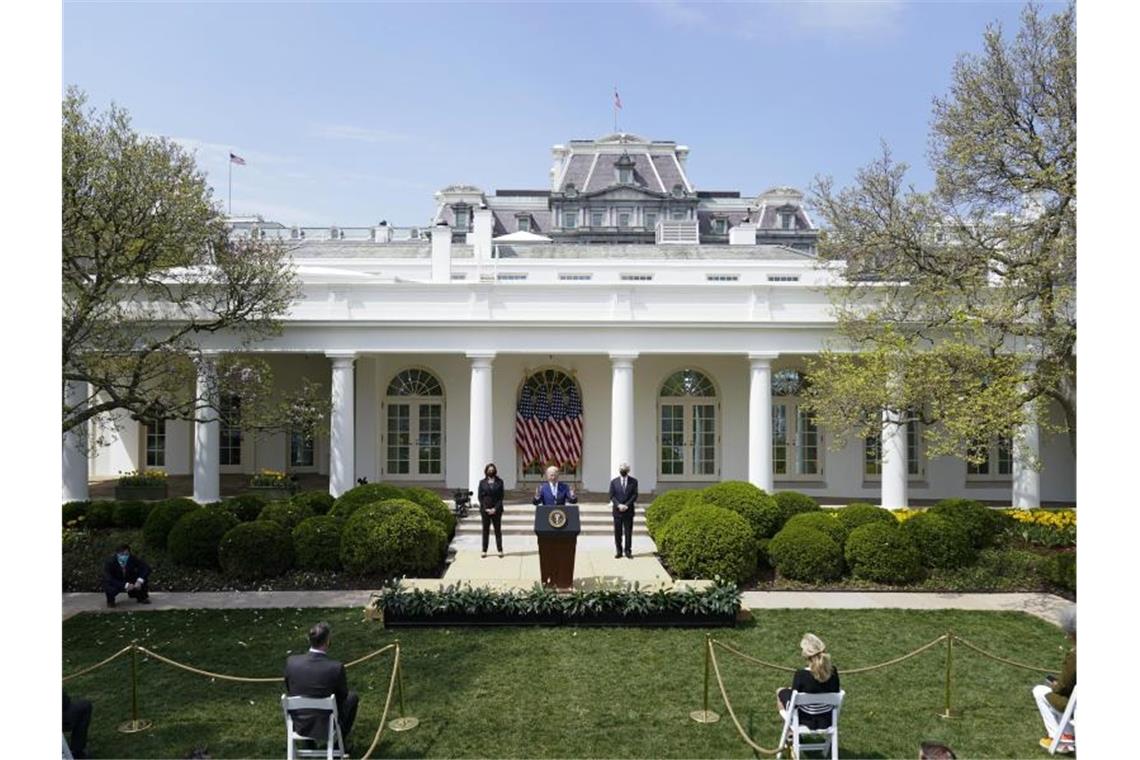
[706,638,787,757]
[63,645,133,683]
[359,642,402,760]
[712,634,947,675]
[950,634,1053,674]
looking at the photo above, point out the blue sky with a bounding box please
[63,1,1062,226]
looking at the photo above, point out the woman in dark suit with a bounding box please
[477,462,505,557]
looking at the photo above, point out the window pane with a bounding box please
[660,404,684,475]
[591,211,604,227]
[967,439,989,475]
[771,404,788,475]
[864,435,882,476]
[618,212,631,228]
[907,419,921,476]
[219,396,241,466]
[997,436,1013,476]
[693,404,716,475]
[797,409,819,475]
[290,428,315,467]
[645,213,658,228]
[146,420,166,468]
[387,404,410,474]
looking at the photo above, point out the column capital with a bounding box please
[466,351,496,367]
[747,352,779,366]
[609,352,639,366]
[326,352,358,368]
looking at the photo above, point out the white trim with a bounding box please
[672,152,693,193]
[581,152,600,192]
[645,152,665,192]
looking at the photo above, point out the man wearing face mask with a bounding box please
[608,463,639,559]
[101,543,152,607]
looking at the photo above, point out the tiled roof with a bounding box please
[652,154,688,193]
[558,154,593,191]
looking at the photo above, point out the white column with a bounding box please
[880,408,908,510]
[609,353,637,476]
[328,353,357,498]
[747,354,777,491]
[1013,401,1041,508]
[62,380,89,502]
[467,352,495,502]
[193,360,221,504]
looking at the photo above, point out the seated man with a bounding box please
[1032,609,1076,753]
[284,622,360,748]
[101,543,151,607]
[62,690,92,759]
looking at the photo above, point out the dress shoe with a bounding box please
[614,551,622,559]
[498,551,504,558]
[137,597,151,604]
[481,552,487,558]
[106,598,116,608]
[625,551,634,559]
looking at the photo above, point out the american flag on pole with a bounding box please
[516,381,584,467]
[613,88,622,110]
[229,152,246,165]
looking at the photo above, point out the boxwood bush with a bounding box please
[219,494,270,522]
[86,501,116,529]
[701,481,782,542]
[291,490,335,516]
[219,522,294,581]
[783,511,848,546]
[293,515,344,571]
[257,500,316,532]
[844,522,923,584]
[901,511,977,569]
[836,503,897,532]
[112,500,155,529]
[340,501,446,576]
[645,489,703,540]
[401,486,456,539]
[1047,551,1076,594]
[658,504,757,585]
[167,507,239,569]
[63,500,91,527]
[331,483,407,519]
[142,498,200,549]
[774,491,821,525]
[767,526,845,583]
[930,499,998,548]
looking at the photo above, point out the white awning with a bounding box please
[492,230,553,243]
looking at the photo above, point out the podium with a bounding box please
[533,505,581,589]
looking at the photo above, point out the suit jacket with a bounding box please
[284,651,351,739]
[533,481,576,506]
[101,555,151,594]
[608,475,639,515]
[477,477,505,512]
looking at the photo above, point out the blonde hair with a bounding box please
[800,633,833,682]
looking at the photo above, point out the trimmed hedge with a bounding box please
[701,481,782,541]
[293,515,344,572]
[774,491,821,525]
[332,483,407,520]
[768,526,844,583]
[142,498,200,549]
[836,503,897,532]
[86,501,116,529]
[219,494,270,522]
[257,500,316,532]
[291,490,335,516]
[1047,551,1076,594]
[901,512,976,569]
[783,511,848,547]
[63,501,91,527]
[219,522,294,581]
[930,499,998,548]
[645,490,703,540]
[340,501,447,576]
[112,500,155,529]
[844,522,923,584]
[167,508,239,569]
[659,505,758,585]
[401,486,457,539]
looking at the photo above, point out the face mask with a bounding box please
[487,470,496,478]
[620,469,629,476]
[117,553,129,566]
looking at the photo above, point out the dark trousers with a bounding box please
[613,508,634,553]
[340,691,360,738]
[481,509,503,552]
[63,697,93,756]
[105,583,148,604]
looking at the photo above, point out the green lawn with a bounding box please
[62,608,1068,758]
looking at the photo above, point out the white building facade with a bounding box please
[70,133,1075,508]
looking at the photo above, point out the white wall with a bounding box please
[89,410,141,477]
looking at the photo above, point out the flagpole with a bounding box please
[228,158,232,217]
[613,85,618,133]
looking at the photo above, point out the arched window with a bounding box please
[516,369,583,479]
[384,369,444,479]
[771,370,821,478]
[658,369,718,480]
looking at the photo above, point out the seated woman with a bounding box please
[776,633,841,730]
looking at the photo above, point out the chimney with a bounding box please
[729,221,757,246]
[472,207,493,262]
[431,222,451,282]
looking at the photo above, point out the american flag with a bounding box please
[229,152,246,165]
[613,88,622,110]
[516,382,583,467]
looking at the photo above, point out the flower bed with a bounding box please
[114,470,168,500]
[248,469,297,500]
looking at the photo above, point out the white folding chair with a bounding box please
[281,694,346,760]
[62,733,74,760]
[1047,685,1077,755]
[776,689,845,760]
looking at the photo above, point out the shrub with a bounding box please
[293,515,344,571]
[901,512,976,569]
[659,505,757,585]
[930,498,998,548]
[401,486,456,539]
[340,502,446,577]
[836,503,897,532]
[86,501,116,529]
[1047,551,1076,594]
[112,500,156,529]
[142,498,200,549]
[645,490,703,540]
[783,511,848,546]
[63,500,91,527]
[167,508,239,569]
[219,494,270,522]
[257,500,316,532]
[844,522,923,584]
[701,481,782,541]
[291,490,335,516]
[219,522,294,581]
[768,527,845,583]
[774,491,821,525]
[332,483,407,519]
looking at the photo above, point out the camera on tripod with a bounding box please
[453,489,473,518]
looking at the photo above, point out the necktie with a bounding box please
[621,477,626,491]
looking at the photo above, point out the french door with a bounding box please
[658,401,718,481]
[385,401,443,479]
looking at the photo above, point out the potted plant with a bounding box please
[114,469,168,501]
[248,469,297,500]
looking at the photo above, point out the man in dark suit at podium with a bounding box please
[533,465,578,505]
[608,463,638,558]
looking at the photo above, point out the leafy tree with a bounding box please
[805,3,1075,460]
[62,88,324,446]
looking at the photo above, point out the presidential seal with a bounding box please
[548,508,567,529]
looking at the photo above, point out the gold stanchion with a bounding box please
[939,631,956,719]
[690,635,721,724]
[117,644,153,733]
[387,645,419,732]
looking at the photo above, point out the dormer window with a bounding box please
[453,207,469,231]
[615,153,636,185]
[672,184,685,198]
[517,216,531,232]
[712,218,727,235]
[562,208,578,229]
[780,211,795,230]
[565,183,578,198]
